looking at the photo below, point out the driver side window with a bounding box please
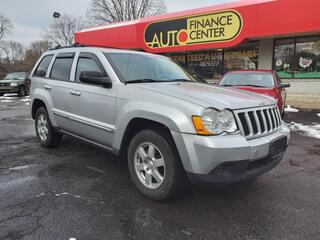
[75,54,106,83]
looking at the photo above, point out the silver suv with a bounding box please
[30,46,290,201]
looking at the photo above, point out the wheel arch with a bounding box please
[31,98,48,119]
[117,117,179,160]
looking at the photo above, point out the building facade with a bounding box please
[75,0,320,109]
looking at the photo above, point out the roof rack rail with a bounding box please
[49,43,87,50]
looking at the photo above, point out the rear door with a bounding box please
[66,51,117,147]
[47,52,76,129]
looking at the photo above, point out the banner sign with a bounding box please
[144,10,242,49]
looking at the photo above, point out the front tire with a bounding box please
[127,129,186,201]
[35,107,62,148]
[18,86,26,97]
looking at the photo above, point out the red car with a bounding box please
[218,70,290,116]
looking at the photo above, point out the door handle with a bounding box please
[43,85,52,90]
[69,90,81,96]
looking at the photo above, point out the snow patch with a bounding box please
[36,193,45,198]
[9,164,37,171]
[285,105,299,113]
[317,113,320,118]
[290,122,320,139]
[56,192,69,197]
[20,98,31,102]
[0,100,14,103]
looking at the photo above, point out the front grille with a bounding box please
[0,83,10,87]
[235,106,282,139]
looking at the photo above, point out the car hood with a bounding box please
[234,86,277,98]
[0,80,22,84]
[133,82,276,110]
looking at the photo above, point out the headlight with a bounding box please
[10,83,18,87]
[192,108,238,135]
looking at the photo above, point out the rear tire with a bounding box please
[35,107,62,148]
[127,129,186,201]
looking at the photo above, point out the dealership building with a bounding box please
[75,0,320,109]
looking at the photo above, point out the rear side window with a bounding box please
[33,55,53,78]
[50,53,74,81]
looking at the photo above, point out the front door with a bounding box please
[66,52,117,147]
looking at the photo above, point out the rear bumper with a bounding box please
[171,123,290,184]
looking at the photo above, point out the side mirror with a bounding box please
[279,82,290,88]
[80,71,111,88]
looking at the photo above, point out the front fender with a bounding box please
[112,100,197,151]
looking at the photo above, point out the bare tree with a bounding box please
[29,40,51,57]
[0,40,25,62]
[44,14,86,46]
[0,14,12,40]
[23,40,51,70]
[88,0,167,24]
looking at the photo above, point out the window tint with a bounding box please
[33,55,53,78]
[50,56,74,81]
[76,57,105,82]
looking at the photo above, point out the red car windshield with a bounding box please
[219,72,275,88]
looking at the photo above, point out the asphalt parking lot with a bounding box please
[0,94,320,240]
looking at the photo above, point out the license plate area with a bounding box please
[271,137,287,158]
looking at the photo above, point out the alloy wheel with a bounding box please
[134,142,166,189]
[37,114,48,141]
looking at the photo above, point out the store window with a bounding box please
[295,37,320,78]
[224,49,259,73]
[274,39,295,78]
[167,51,223,79]
[168,52,187,67]
[274,36,320,79]
[185,51,223,79]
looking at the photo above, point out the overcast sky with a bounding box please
[1,0,236,46]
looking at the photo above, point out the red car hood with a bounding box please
[234,86,277,99]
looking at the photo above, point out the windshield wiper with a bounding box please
[237,84,267,88]
[125,79,161,84]
[168,79,191,82]
[221,84,267,88]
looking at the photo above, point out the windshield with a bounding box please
[4,72,26,81]
[104,52,197,83]
[219,72,275,88]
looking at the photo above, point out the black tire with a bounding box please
[18,86,26,97]
[35,107,62,148]
[127,129,186,201]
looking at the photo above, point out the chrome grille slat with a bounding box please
[274,108,279,127]
[253,111,261,134]
[260,110,268,133]
[275,108,281,127]
[270,109,276,129]
[235,106,282,140]
[265,109,273,132]
[244,112,253,136]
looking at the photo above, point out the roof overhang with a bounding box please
[75,0,320,53]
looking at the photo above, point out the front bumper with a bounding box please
[172,123,290,184]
